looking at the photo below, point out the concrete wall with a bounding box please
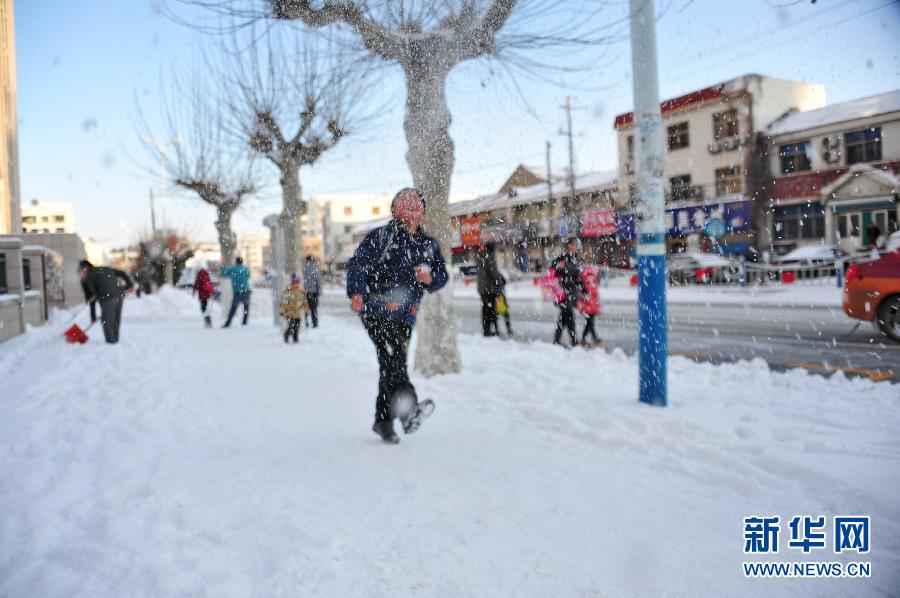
[17,233,85,308]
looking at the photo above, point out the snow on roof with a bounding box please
[450,170,617,217]
[766,90,900,137]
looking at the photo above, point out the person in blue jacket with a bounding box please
[347,188,449,444]
[220,256,252,327]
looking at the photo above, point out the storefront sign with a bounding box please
[580,209,617,237]
[665,201,751,237]
[460,215,481,247]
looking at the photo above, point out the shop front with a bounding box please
[821,165,900,251]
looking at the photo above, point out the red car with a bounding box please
[843,250,900,341]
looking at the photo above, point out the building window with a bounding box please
[845,127,882,165]
[626,135,634,161]
[372,206,380,216]
[53,215,65,223]
[22,257,31,290]
[669,175,693,201]
[713,109,739,140]
[667,122,689,150]
[773,203,825,240]
[40,216,49,223]
[715,166,742,196]
[343,206,352,216]
[0,253,6,293]
[55,228,65,233]
[779,141,811,174]
[22,215,35,224]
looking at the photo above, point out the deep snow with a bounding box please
[1,288,898,597]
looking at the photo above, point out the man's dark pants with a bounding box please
[480,292,498,336]
[99,296,124,344]
[363,315,416,423]
[306,292,319,327]
[224,290,251,326]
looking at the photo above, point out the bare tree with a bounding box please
[175,0,617,376]
[219,27,372,275]
[138,71,258,266]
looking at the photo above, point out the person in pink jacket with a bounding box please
[577,266,602,346]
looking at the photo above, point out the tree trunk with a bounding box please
[279,163,304,276]
[215,205,237,266]
[404,61,462,377]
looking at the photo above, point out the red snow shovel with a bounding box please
[63,304,95,344]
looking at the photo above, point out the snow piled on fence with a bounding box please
[1,287,898,597]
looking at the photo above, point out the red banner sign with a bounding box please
[460,215,482,247]
[580,210,616,237]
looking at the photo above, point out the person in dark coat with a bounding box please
[550,238,586,347]
[346,188,449,444]
[302,255,323,328]
[79,260,134,344]
[476,242,504,336]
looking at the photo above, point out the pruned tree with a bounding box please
[219,27,371,275]
[176,0,617,376]
[138,70,258,266]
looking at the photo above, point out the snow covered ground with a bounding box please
[2,288,898,597]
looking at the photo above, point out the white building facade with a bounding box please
[21,199,75,234]
[763,90,900,253]
[613,74,826,255]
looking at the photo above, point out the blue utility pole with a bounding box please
[629,0,667,406]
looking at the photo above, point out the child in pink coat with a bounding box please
[577,266,602,345]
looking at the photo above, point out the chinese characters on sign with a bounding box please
[743,515,870,554]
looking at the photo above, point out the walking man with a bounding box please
[476,242,504,337]
[346,188,449,444]
[221,256,252,327]
[79,260,134,344]
[302,255,322,328]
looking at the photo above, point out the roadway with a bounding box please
[319,291,900,383]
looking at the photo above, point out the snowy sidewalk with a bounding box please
[2,288,898,597]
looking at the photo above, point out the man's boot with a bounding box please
[204,315,212,328]
[372,420,399,444]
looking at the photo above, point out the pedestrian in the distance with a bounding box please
[78,260,134,344]
[551,238,586,347]
[347,188,448,444]
[192,268,214,328]
[279,274,307,344]
[302,255,322,328]
[220,256,252,328]
[578,266,602,346]
[476,242,504,337]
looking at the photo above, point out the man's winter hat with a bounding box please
[78,259,93,270]
[290,273,300,283]
[391,187,427,212]
[235,256,243,264]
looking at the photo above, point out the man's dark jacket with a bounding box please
[346,219,448,325]
[83,267,133,303]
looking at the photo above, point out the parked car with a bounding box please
[667,252,739,285]
[843,250,900,341]
[455,263,478,280]
[774,244,846,266]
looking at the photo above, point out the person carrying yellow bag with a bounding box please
[279,274,308,344]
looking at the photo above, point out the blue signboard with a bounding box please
[665,201,750,237]
[557,215,577,237]
[616,213,636,240]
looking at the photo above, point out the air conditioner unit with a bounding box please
[708,141,722,154]
[723,137,740,151]
[823,150,841,164]
[823,135,841,150]
[691,186,704,200]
